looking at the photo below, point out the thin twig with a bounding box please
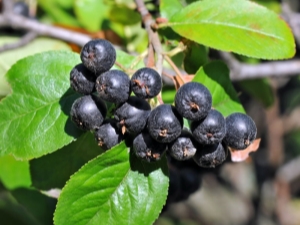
[219,52,300,81]
[0,13,91,47]
[134,0,164,75]
[0,31,37,53]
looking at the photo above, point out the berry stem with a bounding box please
[162,43,186,58]
[164,55,186,88]
[134,0,164,75]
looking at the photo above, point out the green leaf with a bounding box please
[54,142,169,225]
[0,155,31,189]
[109,4,140,25]
[38,0,80,26]
[0,37,71,97]
[165,0,295,59]
[112,49,145,74]
[238,78,274,107]
[0,187,56,225]
[0,190,40,225]
[30,132,102,190]
[11,188,57,225]
[192,61,245,116]
[183,42,209,74]
[0,51,83,159]
[160,0,183,19]
[74,0,110,32]
[252,0,281,13]
[162,87,176,104]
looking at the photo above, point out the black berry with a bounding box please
[70,95,107,131]
[166,167,181,204]
[130,67,162,99]
[175,82,212,121]
[13,2,30,17]
[223,113,257,150]
[80,39,116,75]
[94,119,124,150]
[95,70,131,104]
[114,96,151,135]
[133,131,167,162]
[147,104,183,143]
[191,109,226,145]
[175,168,201,202]
[70,63,96,95]
[168,129,197,161]
[193,142,227,168]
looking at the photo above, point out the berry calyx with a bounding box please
[114,96,151,135]
[94,119,124,150]
[193,142,227,168]
[147,104,183,143]
[175,82,212,121]
[168,129,197,161]
[130,67,162,99]
[191,109,226,145]
[95,70,131,104]
[133,131,167,162]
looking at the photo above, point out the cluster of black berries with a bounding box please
[69,39,257,170]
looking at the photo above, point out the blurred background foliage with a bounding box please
[1,0,300,225]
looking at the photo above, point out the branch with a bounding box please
[220,52,300,81]
[134,0,164,75]
[281,0,300,46]
[0,13,91,47]
[0,31,37,53]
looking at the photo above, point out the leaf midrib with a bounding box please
[84,160,130,225]
[167,20,284,40]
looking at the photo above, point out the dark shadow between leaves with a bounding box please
[129,149,169,177]
[59,88,83,139]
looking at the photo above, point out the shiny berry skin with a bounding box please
[193,142,227,168]
[94,119,124,150]
[70,63,96,95]
[70,95,107,131]
[114,96,151,135]
[95,70,131,104]
[175,82,212,121]
[223,113,257,150]
[191,109,226,145]
[133,131,167,162]
[168,129,197,161]
[80,39,116,75]
[147,104,183,143]
[130,67,162,99]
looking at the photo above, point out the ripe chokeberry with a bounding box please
[13,2,30,17]
[168,129,197,161]
[175,82,212,121]
[191,109,226,145]
[130,67,162,99]
[80,39,116,75]
[193,142,227,168]
[70,63,96,95]
[95,70,131,104]
[114,96,151,135]
[175,168,201,201]
[70,95,107,131]
[133,131,167,162]
[223,112,257,150]
[147,104,183,143]
[94,119,124,151]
